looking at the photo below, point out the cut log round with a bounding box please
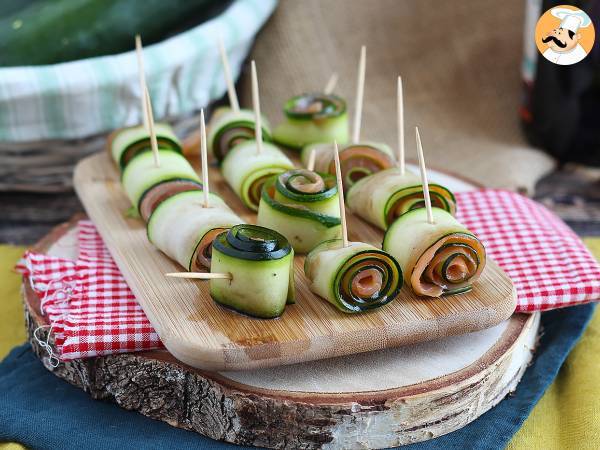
[23,216,539,449]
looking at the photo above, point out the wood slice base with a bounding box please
[22,218,539,449]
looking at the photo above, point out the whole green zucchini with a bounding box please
[0,0,230,66]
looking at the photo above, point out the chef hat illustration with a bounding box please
[551,7,592,33]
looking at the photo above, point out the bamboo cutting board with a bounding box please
[73,152,516,371]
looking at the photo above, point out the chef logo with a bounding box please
[535,5,594,65]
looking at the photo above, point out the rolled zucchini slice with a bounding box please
[383,208,486,297]
[257,170,341,253]
[301,141,395,192]
[207,108,272,163]
[347,168,456,230]
[122,150,200,215]
[139,179,203,222]
[109,123,181,170]
[221,140,295,212]
[147,190,243,271]
[210,225,295,319]
[272,93,349,150]
[304,240,402,313]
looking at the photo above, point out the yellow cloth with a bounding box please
[0,241,599,450]
[508,238,600,450]
[0,245,26,450]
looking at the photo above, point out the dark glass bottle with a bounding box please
[521,0,600,165]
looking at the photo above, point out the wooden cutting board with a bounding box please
[24,218,537,449]
[73,152,516,371]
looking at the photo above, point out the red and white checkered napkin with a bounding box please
[456,190,600,312]
[17,221,162,360]
[16,190,600,361]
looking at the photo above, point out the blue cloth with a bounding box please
[0,303,595,450]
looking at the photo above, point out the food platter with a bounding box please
[24,194,537,449]
[73,152,516,371]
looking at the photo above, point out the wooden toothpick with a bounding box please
[135,35,149,130]
[200,109,210,208]
[397,76,405,175]
[165,272,232,280]
[144,87,160,167]
[217,34,240,112]
[324,73,338,95]
[333,141,349,247]
[352,45,366,143]
[251,60,263,154]
[307,148,317,172]
[415,127,434,224]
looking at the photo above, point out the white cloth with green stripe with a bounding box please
[0,0,276,142]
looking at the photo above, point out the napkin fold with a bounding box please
[16,190,600,361]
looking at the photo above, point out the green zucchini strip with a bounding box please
[147,190,243,272]
[347,168,457,230]
[272,93,349,149]
[121,150,200,215]
[207,108,272,163]
[257,171,341,253]
[221,140,294,212]
[305,240,402,313]
[383,208,486,297]
[210,225,295,319]
[110,123,181,170]
[300,141,395,191]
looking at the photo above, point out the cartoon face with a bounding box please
[542,27,581,52]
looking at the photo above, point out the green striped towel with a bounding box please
[0,0,277,142]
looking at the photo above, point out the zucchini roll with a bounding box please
[257,169,341,253]
[210,225,295,319]
[109,123,181,170]
[304,240,402,313]
[346,168,456,230]
[221,140,295,212]
[272,93,349,150]
[207,108,272,163]
[147,191,243,271]
[300,141,395,191]
[383,208,486,297]
[122,150,200,216]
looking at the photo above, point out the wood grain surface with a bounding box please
[73,152,517,371]
[23,218,538,449]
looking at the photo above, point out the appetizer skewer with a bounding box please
[304,141,403,313]
[272,72,349,150]
[206,39,272,163]
[109,36,183,170]
[210,224,295,318]
[257,169,342,253]
[122,154,201,222]
[346,76,456,229]
[221,61,294,211]
[300,46,394,191]
[148,190,243,271]
[148,111,243,272]
[383,128,485,297]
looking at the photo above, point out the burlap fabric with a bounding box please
[241,0,555,193]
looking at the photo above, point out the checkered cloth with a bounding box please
[16,190,600,361]
[17,221,162,360]
[456,190,600,312]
